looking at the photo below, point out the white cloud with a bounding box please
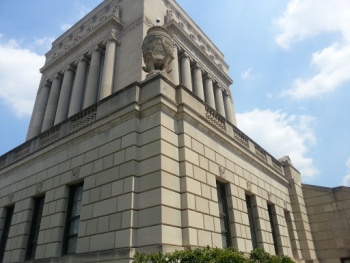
[0,37,45,117]
[34,36,55,49]
[60,23,72,31]
[342,158,350,186]
[241,68,253,79]
[276,0,350,99]
[236,109,318,180]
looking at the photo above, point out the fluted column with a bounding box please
[68,56,88,117]
[223,90,237,125]
[54,66,75,125]
[203,76,216,109]
[169,45,180,85]
[214,84,226,117]
[83,47,102,109]
[192,64,204,100]
[100,38,117,100]
[180,53,192,91]
[26,81,51,140]
[41,75,63,131]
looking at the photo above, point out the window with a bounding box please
[0,206,14,263]
[245,195,258,249]
[216,182,231,248]
[63,184,83,254]
[26,197,45,260]
[341,258,350,263]
[267,204,279,255]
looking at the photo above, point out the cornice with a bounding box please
[163,0,229,71]
[167,21,233,89]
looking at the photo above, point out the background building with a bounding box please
[0,0,348,262]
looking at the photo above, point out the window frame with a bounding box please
[26,196,45,260]
[0,206,14,263]
[216,182,232,248]
[62,184,84,255]
[245,194,258,249]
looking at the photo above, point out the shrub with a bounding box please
[133,247,295,263]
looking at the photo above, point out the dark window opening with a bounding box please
[0,206,14,263]
[63,184,83,254]
[246,195,258,249]
[26,196,45,260]
[267,204,279,255]
[216,182,231,248]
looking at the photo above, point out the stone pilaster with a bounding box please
[68,56,88,117]
[180,52,192,91]
[41,75,63,132]
[100,38,117,100]
[281,157,318,262]
[214,84,226,117]
[192,64,205,100]
[203,76,216,109]
[169,45,180,86]
[83,47,103,109]
[54,66,75,125]
[223,90,237,125]
[26,81,51,140]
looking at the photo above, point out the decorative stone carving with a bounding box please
[39,125,61,149]
[36,182,43,193]
[219,165,225,177]
[113,5,121,18]
[8,193,14,203]
[71,106,97,132]
[247,181,252,191]
[205,106,225,130]
[142,25,174,74]
[13,142,31,161]
[72,167,80,181]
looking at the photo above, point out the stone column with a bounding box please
[223,90,237,125]
[214,84,226,117]
[100,38,117,100]
[68,56,88,117]
[83,47,102,109]
[169,45,180,85]
[192,64,205,100]
[54,66,75,125]
[203,76,216,109]
[41,75,63,132]
[180,52,192,91]
[26,81,51,140]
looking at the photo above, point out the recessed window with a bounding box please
[216,182,231,248]
[245,195,258,249]
[63,184,83,254]
[0,206,14,263]
[267,204,279,255]
[26,196,45,260]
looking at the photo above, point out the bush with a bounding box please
[133,247,295,263]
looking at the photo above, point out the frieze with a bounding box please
[232,125,249,148]
[71,106,97,132]
[205,106,225,130]
[38,125,61,149]
[13,142,31,162]
[254,143,268,163]
[168,25,232,89]
[121,16,154,37]
[272,157,283,173]
[42,20,122,78]
[162,0,228,70]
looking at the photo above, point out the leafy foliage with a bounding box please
[133,247,295,263]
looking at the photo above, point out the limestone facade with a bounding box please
[0,0,346,263]
[303,185,350,263]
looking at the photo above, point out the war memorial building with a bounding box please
[0,0,349,262]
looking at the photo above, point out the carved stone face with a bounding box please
[142,26,174,74]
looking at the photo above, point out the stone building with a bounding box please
[0,0,348,263]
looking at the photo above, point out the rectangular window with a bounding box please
[216,182,231,248]
[26,197,45,260]
[0,206,14,263]
[245,195,258,249]
[63,184,83,254]
[341,258,350,263]
[267,204,279,255]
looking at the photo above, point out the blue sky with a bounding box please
[0,0,349,187]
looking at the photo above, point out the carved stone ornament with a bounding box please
[142,25,174,74]
[219,165,225,177]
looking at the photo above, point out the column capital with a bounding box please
[203,74,214,81]
[62,65,76,74]
[102,36,119,46]
[74,55,89,65]
[44,80,52,87]
[88,46,103,56]
[192,63,202,71]
[179,51,190,60]
[50,73,63,83]
[214,82,225,91]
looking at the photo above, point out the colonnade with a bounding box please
[27,38,118,140]
[172,49,236,125]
